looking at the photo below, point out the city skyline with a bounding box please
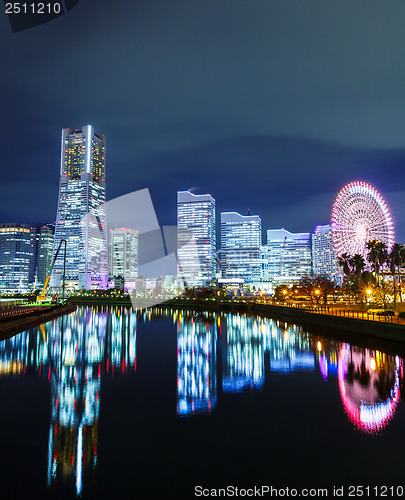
[0,125,405,244]
[0,124,402,244]
[0,177,398,292]
[1,2,405,242]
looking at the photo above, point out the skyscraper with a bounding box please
[177,191,216,288]
[220,212,261,282]
[312,224,340,279]
[0,223,33,292]
[109,228,138,281]
[52,126,108,290]
[29,224,54,289]
[263,229,311,283]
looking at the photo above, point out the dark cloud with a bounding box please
[131,136,405,240]
[0,1,405,241]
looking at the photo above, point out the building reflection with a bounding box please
[338,343,401,434]
[266,320,316,373]
[0,306,137,496]
[0,307,403,495]
[223,314,264,392]
[173,310,403,436]
[175,310,217,415]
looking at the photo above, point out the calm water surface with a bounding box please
[0,306,404,499]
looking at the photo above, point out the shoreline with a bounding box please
[0,304,77,340]
[162,300,405,352]
[49,297,405,352]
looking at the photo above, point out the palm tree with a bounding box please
[338,253,352,304]
[368,240,390,308]
[400,245,405,302]
[389,243,405,303]
[367,240,388,278]
[338,253,351,276]
[349,254,366,302]
[367,240,380,276]
[377,241,388,271]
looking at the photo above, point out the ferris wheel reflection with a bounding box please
[338,343,401,434]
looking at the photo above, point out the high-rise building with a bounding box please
[312,224,340,279]
[220,212,261,282]
[52,126,108,290]
[29,224,54,288]
[0,223,33,292]
[177,191,216,288]
[263,229,311,283]
[109,228,138,281]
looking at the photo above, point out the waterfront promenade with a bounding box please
[163,297,405,345]
[3,292,404,346]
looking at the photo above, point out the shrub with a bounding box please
[367,309,395,316]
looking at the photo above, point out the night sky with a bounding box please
[1,0,404,241]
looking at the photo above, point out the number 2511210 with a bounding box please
[5,3,62,14]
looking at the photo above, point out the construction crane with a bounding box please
[278,236,287,276]
[37,239,67,304]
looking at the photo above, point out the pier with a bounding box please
[0,304,77,340]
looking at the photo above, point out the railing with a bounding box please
[0,306,53,320]
[253,300,402,324]
[203,297,403,325]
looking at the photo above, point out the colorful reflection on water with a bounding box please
[0,306,403,496]
[338,344,401,433]
[0,306,136,496]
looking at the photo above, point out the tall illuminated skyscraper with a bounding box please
[52,126,108,290]
[109,228,138,280]
[312,224,340,279]
[0,223,33,292]
[220,212,261,282]
[177,191,216,288]
[29,223,54,288]
[263,228,311,283]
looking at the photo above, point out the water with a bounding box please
[0,306,404,499]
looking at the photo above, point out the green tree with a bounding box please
[389,243,405,304]
[367,240,379,276]
[349,254,366,302]
[297,278,315,303]
[338,253,352,305]
[367,240,388,278]
[313,276,336,305]
[274,285,289,301]
[338,253,351,277]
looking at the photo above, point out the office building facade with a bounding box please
[109,228,138,281]
[0,223,33,292]
[220,212,261,282]
[263,229,311,283]
[52,126,108,290]
[312,224,340,279]
[29,224,54,289]
[177,191,216,288]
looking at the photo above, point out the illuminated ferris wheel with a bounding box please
[331,181,394,259]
